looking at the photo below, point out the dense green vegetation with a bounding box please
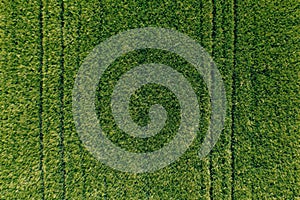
[1,0,298,199]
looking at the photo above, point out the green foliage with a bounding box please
[0,0,298,199]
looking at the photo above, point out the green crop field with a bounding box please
[1,0,299,199]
